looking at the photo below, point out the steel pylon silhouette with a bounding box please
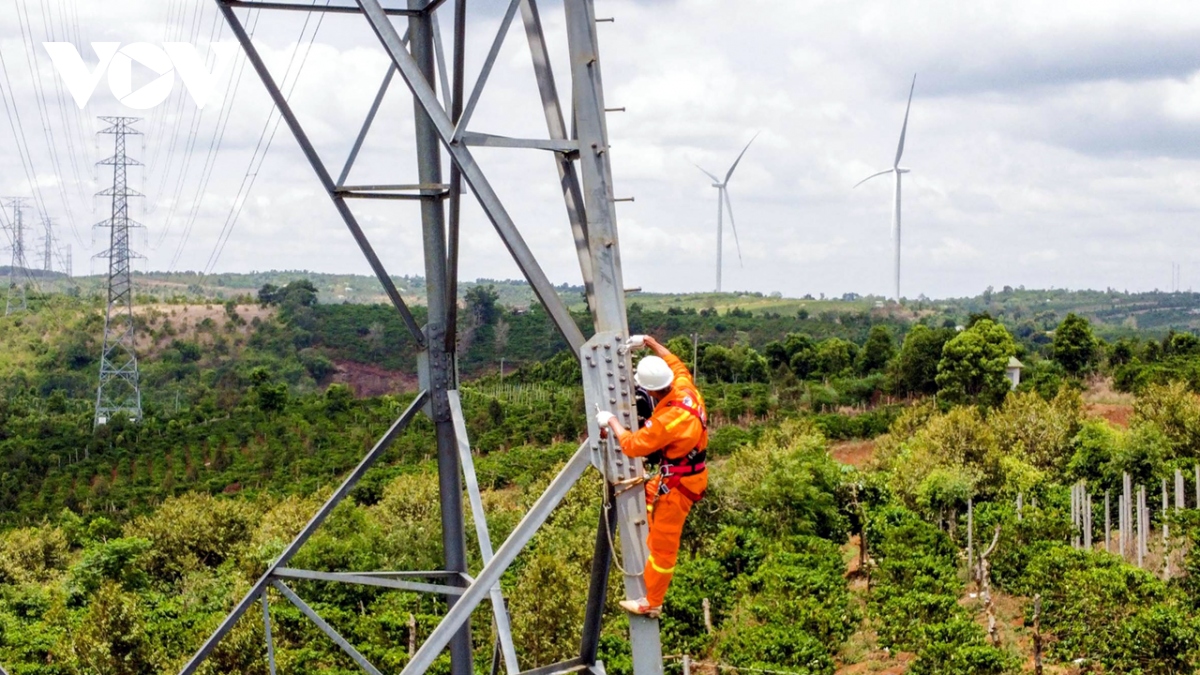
[93,116,143,427]
[3,198,29,316]
[179,2,661,675]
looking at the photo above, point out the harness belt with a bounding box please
[653,389,710,504]
[658,451,707,503]
[662,451,705,473]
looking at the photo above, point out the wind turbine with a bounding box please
[855,74,916,303]
[696,134,757,293]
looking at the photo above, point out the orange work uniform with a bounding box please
[616,352,708,608]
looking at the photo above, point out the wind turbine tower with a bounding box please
[697,134,756,293]
[856,74,916,303]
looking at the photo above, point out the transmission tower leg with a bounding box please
[408,4,473,674]
[564,0,663,671]
[185,1,665,673]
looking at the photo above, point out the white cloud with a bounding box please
[1,0,1200,298]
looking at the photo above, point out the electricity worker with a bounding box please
[596,334,708,618]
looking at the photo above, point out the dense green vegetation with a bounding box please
[7,278,1200,673]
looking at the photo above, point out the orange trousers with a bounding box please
[643,471,707,607]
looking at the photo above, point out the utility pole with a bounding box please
[93,116,144,426]
[4,198,28,315]
[691,332,700,381]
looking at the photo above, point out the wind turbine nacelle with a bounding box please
[897,168,911,174]
[711,183,723,188]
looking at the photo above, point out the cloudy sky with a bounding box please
[2,0,1200,299]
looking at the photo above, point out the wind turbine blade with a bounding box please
[894,73,916,168]
[724,132,759,184]
[853,169,893,188]
[693,163,721,184]
[723,188,744,267]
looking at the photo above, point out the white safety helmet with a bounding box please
[634,356,673,391]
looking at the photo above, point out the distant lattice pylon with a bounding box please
[93,116,144,426]
[4,198,29,316]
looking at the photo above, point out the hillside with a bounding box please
[5,278,1200,672]
[17,268,1200,340]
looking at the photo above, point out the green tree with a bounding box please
[465,284,501,326]
[813,338,857,380]
[857,325,896,375]
[892,325,953,396]
[1052,313,1098,376]
[72,581,151,675]
[935,319,1017,407]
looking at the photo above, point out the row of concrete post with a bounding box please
[1068,465,1199,576]
[965,466,1198,581]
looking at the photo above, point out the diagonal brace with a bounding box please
[399,442,593,675]
[177,390,428,675]
[355,0,587,355]
[216,0,426,349]
[448,391,519,674]
[518,0,595,315]
[451,0,523,142]
[274,580,384,675]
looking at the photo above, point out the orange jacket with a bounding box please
[617,352,708,460]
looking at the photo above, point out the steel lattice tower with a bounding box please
[41,218,54,273]
[4,198,28,316]
[181,2,662,675]
[93,116,143,426]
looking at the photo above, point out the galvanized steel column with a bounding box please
[409,4,473,674]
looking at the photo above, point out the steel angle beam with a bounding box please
[462,133,579,153]
[398,443,594,675]
[561,0,662,670]
[273,568,465,595]
[343,570,462,579]
[177,391,428,675]
[225,0,419,14]
[338,62,400,186]
[448,390,520,674]
[355,0,587,356]
[262,594,278,675]
[215,0,426,349]
[520,658,588,675]
[451,0,524,141]
[274,581,384,675]
[517,0,595,316]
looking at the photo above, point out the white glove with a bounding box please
[595,411,616,426]
[626,335,647,350]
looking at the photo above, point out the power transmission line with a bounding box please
[203,3,330,275]
[166,10,260,269]
[13,0,81,241]
[0,40,55,233]
[157,9,227,254]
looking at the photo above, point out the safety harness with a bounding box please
[655,395,708,504]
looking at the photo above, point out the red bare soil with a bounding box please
[1086,403,1132,427]
[332,360,418,397]
[831,440,876,468]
